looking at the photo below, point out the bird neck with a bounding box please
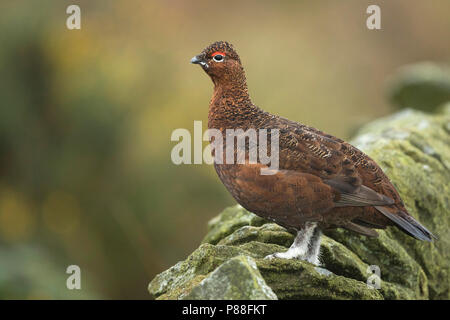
[213,82,251,104]
[208,81,260,130]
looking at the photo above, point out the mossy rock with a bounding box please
[149,237,383,300]
[387,62,450,112]
[149,108,449,300]
[183,255,277,300]
[202,205,266,245]
[348,107,450,299]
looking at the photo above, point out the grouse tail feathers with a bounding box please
[375,206,437,241]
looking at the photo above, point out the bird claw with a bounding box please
[264,252,321,266]
[264,251,300,260]
[264,253,280,260]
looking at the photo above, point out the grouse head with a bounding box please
[191,41,246,87]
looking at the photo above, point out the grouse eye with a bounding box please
[213,54,224,62]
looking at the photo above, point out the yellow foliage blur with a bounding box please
[0,188,36,242]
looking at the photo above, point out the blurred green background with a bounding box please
[0,0,449,299]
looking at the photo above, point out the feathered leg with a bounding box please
[304,227,322,265]
[265,222,318,262]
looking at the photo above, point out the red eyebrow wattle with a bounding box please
[211,51,226,57]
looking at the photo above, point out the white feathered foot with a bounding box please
[265,222,322,266]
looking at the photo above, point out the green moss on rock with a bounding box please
[350,108,449,299]
[148,243,248,299]
[319,236,368,282]
[255,258,383,300]
[183,256,277,300]
[218,223,295,247]
[202,205,266,245]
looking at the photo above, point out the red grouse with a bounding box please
[191,41,435,265]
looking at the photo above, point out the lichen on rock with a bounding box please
[348,106,450,299]
[201,205,266,245]
[183,255,278,300]
[149,107,449,300]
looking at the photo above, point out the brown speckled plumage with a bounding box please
[191,41,435,242]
